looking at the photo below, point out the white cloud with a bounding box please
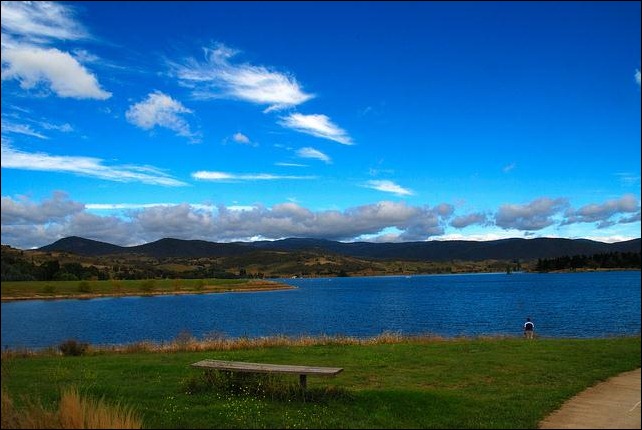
[279,113,353,145]
[232,132,250,144]
[296,147,331,163]
[636,69,641,87]
[126,91,196,140]
[502,162,516,173]
[174,44,314,111]
[192,171,315,181]
[275,162,307,167]
[1,142,186,186]
[0,1,87,43]
[364,180,414,196]
[1,2,111,101]
[86,203,176,210]
[1,118,48,139]
[1,45,111,99]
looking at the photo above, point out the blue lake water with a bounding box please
[1,271,640,349]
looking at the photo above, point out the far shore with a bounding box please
[1,281,296,303]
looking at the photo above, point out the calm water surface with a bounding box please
[2,271,640,349]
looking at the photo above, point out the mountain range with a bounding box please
[38,236,641,262]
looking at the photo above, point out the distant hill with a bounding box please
[38,236,641,261]
[130,238,253,258]
[38,236,126,256]
[39,236,254,258]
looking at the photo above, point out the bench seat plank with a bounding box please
[191,359,343,376]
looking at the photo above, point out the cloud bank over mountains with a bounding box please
[2,192,639,249]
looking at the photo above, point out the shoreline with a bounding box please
[1,282,296,303]
[2,269,638,302]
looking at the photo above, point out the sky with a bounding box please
[1,1,640,249]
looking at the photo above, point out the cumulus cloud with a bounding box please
[1,196,456,248]
[450,212,489,229]
[192,171,315,181]
[1,2,110,100]
[296,147,331,163]
[363,180,414,196]
[1,46,111,99]
[1,191,84,225]
[173,44,313,111]
[279,113,353,145]
[3,193,640,249]
[494,197,569,231]
[1,142,186,186]
[562,194,640,228]
[232,132,250,144]
[126,91,196,140]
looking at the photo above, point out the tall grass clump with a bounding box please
[59,339,89,356]
[183,369,351,403]
[1,386,142,429]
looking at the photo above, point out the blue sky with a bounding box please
[1,1,640,249]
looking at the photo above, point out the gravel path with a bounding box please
[539,368,641,429]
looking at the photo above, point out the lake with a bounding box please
[1,271,640,350]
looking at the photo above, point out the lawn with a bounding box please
[1,335,640,428]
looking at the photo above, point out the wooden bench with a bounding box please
[190,359,343,389]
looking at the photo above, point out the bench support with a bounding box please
[299,374,307,389]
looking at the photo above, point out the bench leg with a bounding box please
[299,374,307,389]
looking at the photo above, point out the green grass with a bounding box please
[0,278,292,301]
[2,336,639,428]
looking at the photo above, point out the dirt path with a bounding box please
[539,368,641,429]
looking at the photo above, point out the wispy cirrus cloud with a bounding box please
[173,44,314,111]
[502,162,516,173]
[1,142,186,186]
[279,113,353,145]
[0,1,88,43]
[296,147,331,164]
[275,162,307,167]
[1,1,111,100]
[192,171,316,181]
[363,180,414,196]
[126,91,197,140]
[1,117,48,139]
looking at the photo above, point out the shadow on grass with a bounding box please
[183,370,352,403]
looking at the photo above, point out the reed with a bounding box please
[1,386,142,429]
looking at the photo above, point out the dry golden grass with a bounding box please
[98,331,446,354]
[1,386,142,429]
[0,332,450,359]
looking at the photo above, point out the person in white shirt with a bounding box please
[524,317,535,339]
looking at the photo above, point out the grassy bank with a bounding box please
[0,278,294,301]
[1,335,639,428]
